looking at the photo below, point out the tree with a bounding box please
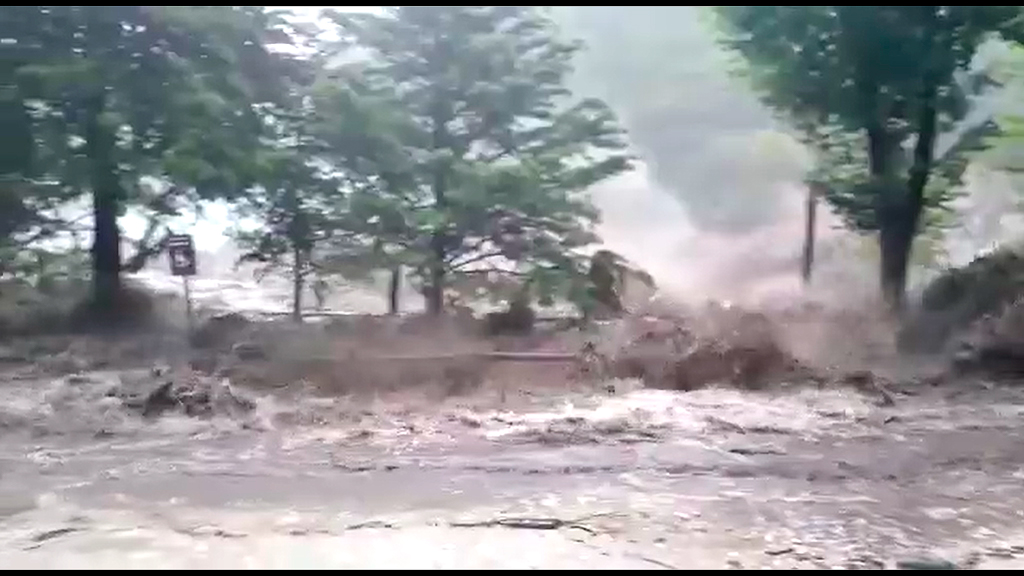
[234,101,353,322]
[320,6,632,315]
[8,6,291,312]
[235,158,346,323]
[310,72,423,315]
[229,30,366,323]
[1,8,61,263]
[716,6,1022,312]
[806,108,997,269]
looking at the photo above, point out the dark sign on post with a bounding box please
[168,233,197,340]
[167,234,197,277]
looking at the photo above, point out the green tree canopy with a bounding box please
[317,6,632,314]
[715,5,1023,310]
[6,6,294,311]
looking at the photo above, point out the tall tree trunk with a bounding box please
[879,128,935,315]
[425,234,446,316]
[425,152,448,316]
[864,127,899,313]
[878,211,915,312]
[877,80,938,315]
[388,266,401,315]
[291,246,304,323]
[84,94,122,311]
[425,92,453,317]
[866,10,940,315]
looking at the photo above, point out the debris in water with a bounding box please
[123,373,257,420]
[728,444,786,456]
[896,555,959,570]
[577,310,812,392]
[25,526,82,548]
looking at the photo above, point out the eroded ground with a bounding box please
[3,361,1024,570]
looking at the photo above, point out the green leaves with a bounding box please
[7,6,632,314]
[10,6,288,196]
[313,6,630,308]
[717,6,1020,236]
[714,6,1024,308]
[3,5,301,287]
[0,89,34,178]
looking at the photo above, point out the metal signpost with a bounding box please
[167,233,197,335]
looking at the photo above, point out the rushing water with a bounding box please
[1,271,1023,568]
[4,345,1024,570]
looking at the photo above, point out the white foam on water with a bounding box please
[478,386,877,442]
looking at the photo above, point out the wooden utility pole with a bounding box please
[801,182,821,286]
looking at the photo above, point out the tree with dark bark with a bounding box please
[6,6,291,313]
[715,6,1022,312]
[234,90,350,322]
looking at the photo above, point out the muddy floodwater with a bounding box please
[3,363,1024,570]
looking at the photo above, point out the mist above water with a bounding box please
[564,6,1024,309]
